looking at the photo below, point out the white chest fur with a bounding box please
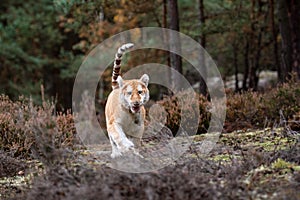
[115,106,144,139]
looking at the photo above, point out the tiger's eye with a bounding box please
[138,91,143,94]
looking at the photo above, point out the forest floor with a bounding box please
[1,127,300,200]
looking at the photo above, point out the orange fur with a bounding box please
[105,44,150,158]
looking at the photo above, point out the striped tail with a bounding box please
[111,43,134,89]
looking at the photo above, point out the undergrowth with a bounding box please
[0,95,77,158]
[0,80,300,200]
[225,79,300,132]
[157,78,300,133]
[0,79,299,158]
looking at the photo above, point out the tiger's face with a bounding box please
[118,74,149,113]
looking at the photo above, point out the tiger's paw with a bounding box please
[111,149,122,158]
[122,138,134,150]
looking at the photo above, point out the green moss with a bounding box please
[0,174,31,187]
[209,154,239,163]
[219,128,297,152]
[271,158,300,171]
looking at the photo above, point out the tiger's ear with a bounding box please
[117,76,123,87]
[140,74,149,87]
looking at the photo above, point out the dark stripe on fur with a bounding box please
[111,43,134,89]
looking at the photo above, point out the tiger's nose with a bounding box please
[133,102,140,106]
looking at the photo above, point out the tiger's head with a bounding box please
[118,74,150,113]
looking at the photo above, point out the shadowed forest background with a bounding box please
[1,0,300,108]
[1,0,300,199]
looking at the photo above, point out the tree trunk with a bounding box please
[289,0,300,79]
[278,0,300,81]
[242,40,249,90]
[162,0,172,95]
[163,0,167,29]
[199,0,206,48]
[233,45,239,91]
[269,0,281,82]
[198,0,208,96]
[167,0,183,91]
[250,0,265,90]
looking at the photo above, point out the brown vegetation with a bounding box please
[0,80,299,199]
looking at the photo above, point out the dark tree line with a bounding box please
[1,0,300,108]
[166,0,300,94]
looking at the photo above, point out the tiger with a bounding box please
[105,43,150,158]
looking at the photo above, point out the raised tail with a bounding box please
[111,43,134,89]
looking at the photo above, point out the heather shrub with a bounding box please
[225,91,265,132]
[263,80,300,120]
[56,111,77,147]
[0,95,77,158]
[225,79,300,132]
[289,111,300,130]
[0,95,33,155]
[29,102,76,166]
[157,92,211,134]
[156,79,300,134]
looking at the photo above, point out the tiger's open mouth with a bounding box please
[131,105,141,113]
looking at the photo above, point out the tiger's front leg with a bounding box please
[107,123,134,158]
